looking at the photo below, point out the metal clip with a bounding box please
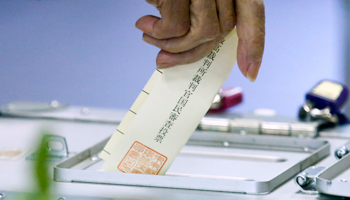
[295,166,327,194]
[299,101,339,124]
[210,91,223,109]
[26,135,69,161]
[334,142,350,159]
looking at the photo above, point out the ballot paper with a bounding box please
[100,29,238,175]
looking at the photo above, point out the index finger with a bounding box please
[235,0,265,82]
[135,0,191,39]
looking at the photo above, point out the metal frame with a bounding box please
[316,150,350,197]
[54,132,330,194]
[295,142,350,197]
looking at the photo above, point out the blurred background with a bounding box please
[0,0,349,117]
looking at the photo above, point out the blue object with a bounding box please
[306,80,348,114]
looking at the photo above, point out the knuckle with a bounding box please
[176,22,191,36]
[249,0,265,7]
[249,36,265,58]
[169,21,190,37]
[253,25,265,43]
[251,0,266,16]
[152,31,163,39]
[251,36,264,48]
[255,0,265,6]
[154,21,190,39]
[159,39,178,53]
[199,25,220,41]
[222,20,235,34]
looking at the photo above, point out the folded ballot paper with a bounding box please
[100,29,239,175]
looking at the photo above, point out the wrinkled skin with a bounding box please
[135,0,265,82]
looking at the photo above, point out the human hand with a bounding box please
[135,0,265,82]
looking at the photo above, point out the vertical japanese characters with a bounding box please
[154,40,225,143]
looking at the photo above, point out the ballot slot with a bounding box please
[68,148,287,172]
[178,150,287,162]
[69,147,289,180]
[54,131,330,194]
[68,149,287,170]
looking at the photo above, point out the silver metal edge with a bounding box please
[265,140,330,194]
[315,153,350,197]
[54,133,330,194]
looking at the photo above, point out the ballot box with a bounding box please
[1,102,350,200]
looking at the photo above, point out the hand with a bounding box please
[135,0,265,82]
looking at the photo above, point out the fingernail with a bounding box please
[142,35,150,44]
[157,63,175,69]
[246,60,262,82]
[246,74,256,82]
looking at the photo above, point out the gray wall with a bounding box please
[0,0,346,117]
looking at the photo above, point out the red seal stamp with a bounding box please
[118,141,167,175]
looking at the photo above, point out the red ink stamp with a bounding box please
[118,141,167,175]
